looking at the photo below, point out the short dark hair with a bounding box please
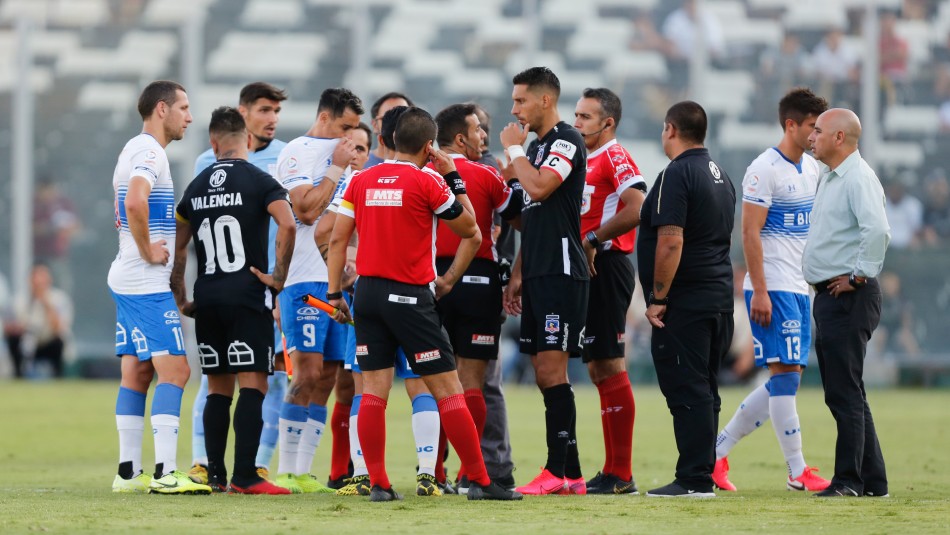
[512,66,560,99]
[239,82,287,107]
[355,121,373,150]
[318,87,365,118]
[582,87,623,124]
[394,107,436,154]
[665,101,707,145]
[435,103,478,148]
[371,91,414,120]
[209,106,246,138]
[380,105,410,151]
[137,80,185,120]
[778,87,828,131]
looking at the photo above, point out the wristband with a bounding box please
[848,274,867,288]
[585,231,602,250]
[444,171,467,196]
[648,291,669,306]
[506,145,526,161]
[325,291,344,301]
[325,165,344,184]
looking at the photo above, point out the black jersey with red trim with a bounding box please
[176,159,288,312]
[521,121,588,281]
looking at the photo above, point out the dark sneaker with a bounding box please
[369,485,403,502]
[208,472,229,493]
[586,471,606,493]
[646,481,715,498]
[493,473,516,491]
[814,484,859,497]
[864,489,890,498]
[467,480,523,501]
[437,479,457,495]
[586,473,638,495]
[326,475,349,490]
[456,475,470,496]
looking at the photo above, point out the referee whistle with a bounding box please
[302,294,355,326]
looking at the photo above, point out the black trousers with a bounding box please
[651,308,733,490]
[813,279,888,495]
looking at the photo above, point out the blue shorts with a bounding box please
[745,290,811,367]
[343,295,419,379]
[111,290,185,361]
[273,321,283,356]
[277,282,346,361]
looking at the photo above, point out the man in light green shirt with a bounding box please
[803,108,890,498]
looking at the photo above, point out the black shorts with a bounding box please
[437,257,502,360]
[195,305,274,375]
[582,251,635,362]
[353,276,456,376]
[520,275,588,356]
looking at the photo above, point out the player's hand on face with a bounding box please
[500,122,528,149]
[148,239,169,266]
[749,290,772,327]
[250,266,283,294]
[331,137,359,168]
[330,297,352,324]
[645,303,666,328]
[428,147,457,175]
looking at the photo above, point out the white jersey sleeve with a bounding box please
[328,169,355,213]
[742,156,777,207]
[129,144,167,188]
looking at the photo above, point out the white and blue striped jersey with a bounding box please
[194,139,286,273]
[108,133,176,295]
[276,136,342,286]
[741,147,819,295]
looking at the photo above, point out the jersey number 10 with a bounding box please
[196,216,246,274]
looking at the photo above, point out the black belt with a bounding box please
[812,276,874,293]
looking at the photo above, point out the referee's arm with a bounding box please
[646,225,683,328]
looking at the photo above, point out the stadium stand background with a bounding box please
[1,0,949,385]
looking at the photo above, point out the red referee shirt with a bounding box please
[339,160,455,285]
[430,154,513,262]
[580,139,646,254]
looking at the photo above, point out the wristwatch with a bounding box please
[585,231,602,250]
[848,274,867,288]
[648,291,669,306]
[325,291,344,301]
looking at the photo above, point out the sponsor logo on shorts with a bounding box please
[163,310,180,324]
[617,332,625,343]
[471,334,495,345]
[297,306,320,320]
[545,335,559,344]
[366,189,403,206]
[584,336,595,345]
[544,315,560,334]
[781,319,801,334]
[415,349,440,363]
[356,345,368,356]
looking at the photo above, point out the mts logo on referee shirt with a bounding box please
[366,189,403,206]
[471,334,495,345]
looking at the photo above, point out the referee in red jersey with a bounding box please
[325,107,522,503]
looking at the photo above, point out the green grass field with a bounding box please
[1,381,948,534]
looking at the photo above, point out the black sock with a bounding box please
[232,387,265,482]
[204,393,233,483]
[118,461,134,480]
[564,400,582,480]
[153,462,164,480]
[542,383,575,479]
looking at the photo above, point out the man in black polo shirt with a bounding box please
[500,67,589,495]
[637,101,736,498]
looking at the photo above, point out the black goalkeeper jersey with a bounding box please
[521,121,588,281]
[176,158,289,312]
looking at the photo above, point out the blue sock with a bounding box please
[116,386,147,416]
[308,403,328,424]
[192,375,209,465]
[116,387,147,477]
[255,371,287,468]
[277,402,308,475]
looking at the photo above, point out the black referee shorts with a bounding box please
[520,275,588,356]
[195,305,274,375]
[582,251,635,362]
[352,276,456,376]
[437,257,503,360]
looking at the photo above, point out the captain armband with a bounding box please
[436,200,464,220]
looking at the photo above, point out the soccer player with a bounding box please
[171,106,295,494]
[325,107,522,502]
[431,103,523,491]
[500,67,589,495]
[109,80,210,494]
[365,92,413,168]
[573,88,646,495]
[271,87,361,494]
[187,82,289,484]
[713,88,832,492]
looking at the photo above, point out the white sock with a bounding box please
[277,417,303,475]
[716,382,770,459]
[151,414,180,476]
[295,418,325,476]
[116,415,144,476]
[412,408,440,476]
[770,395,806,478]
[349,412,367,477]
